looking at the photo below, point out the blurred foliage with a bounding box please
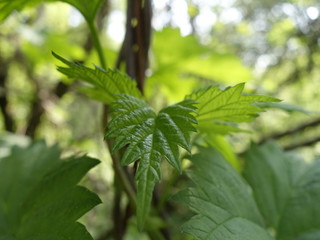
[0,0,320,239]
[146,28,252,103]
[175,141,320,239]
[0,140,101,239]
[0,0,104,24]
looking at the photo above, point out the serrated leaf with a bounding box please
[0,141,101,239]
[53,52,142,104]
[173,147,272,240]
[106,94,197,230]
[243,141,320,240]
[186,83,280,134]
[0,0,103,24]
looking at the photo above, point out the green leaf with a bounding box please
[147,28,253,102]
[204,133,239,170]
[243,141,320,240]
[0,0,103,24]
[0,141,101,239]
[60,0,103,23]
[255,102,311,114]
[106,94,197,230]
[53,52,142,104]
[186,83,280,134]
[173,147,272,240]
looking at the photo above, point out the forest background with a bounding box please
[0,0,320,239]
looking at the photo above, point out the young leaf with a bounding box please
[53,52,142,104]
[0,0,104,24]
[106,94,197,230]
[243,141,320,240]
[173,147,272,240]
[186,83,280,134]
[0,141,101,239]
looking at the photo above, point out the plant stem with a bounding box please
[87,21,107,69]
[112,152,137,208]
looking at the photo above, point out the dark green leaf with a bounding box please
[0,141,101,239]
[106,94,197,230]
[173,147,272,240]
[148,28,253,102]
[243,141,320,240]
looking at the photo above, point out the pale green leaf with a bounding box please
[173,147,272,240]
[106,94,197,230]
[0,141,101,239]
[204,134,239,170]
[186,83,280,134]
[147,28,253,102]
[0,0,103,24]
[53,52,142,104]
[243,141,320,240]
[255,102,311,114]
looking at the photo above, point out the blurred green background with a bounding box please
[1,0,320,239]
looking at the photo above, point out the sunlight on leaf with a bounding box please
[186,83,280,134]
[0,0,103,24]
[146,28,253,103]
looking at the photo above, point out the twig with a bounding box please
[259,117,320,144]
[0,59,15,132]
[284,136,320,151]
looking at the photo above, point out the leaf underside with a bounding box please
[0,141,101,239]
[106,94,197,230]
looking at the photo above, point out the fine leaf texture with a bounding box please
[173,147,272,240]
[106,94,197,230]
[0,141,101,239]
[243,141,320,240]
[0,0,103,24]
[186,83,280,134]
[53,52,142,104]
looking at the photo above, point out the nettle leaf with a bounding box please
[53,52,142,104]
[106,94,197,230]
[0,0,103,24]
[0,141,101,239]
[243,141,320,240]
[176,142,320,240]
[186,83,280,134]
[173,147,272,240]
